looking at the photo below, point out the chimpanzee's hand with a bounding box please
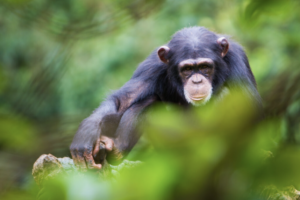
[93,135,114,162]
[70,135,114,170]
[70,117,115,170]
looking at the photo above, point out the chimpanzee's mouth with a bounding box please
[190,97,204,101]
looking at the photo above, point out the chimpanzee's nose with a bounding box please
[192,74,202,84]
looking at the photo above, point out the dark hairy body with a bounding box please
[70,27,262,170]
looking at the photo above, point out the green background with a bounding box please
[1,0,300,199]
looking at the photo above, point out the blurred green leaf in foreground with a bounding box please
[31,90,300,200]
[1,0,300,199]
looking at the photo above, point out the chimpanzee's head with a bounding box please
[157,27,230,106]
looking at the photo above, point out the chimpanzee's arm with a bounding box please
[70,99,118,170]
[106,96,157,165]
[70,50,163,169]
[70,78,157,170]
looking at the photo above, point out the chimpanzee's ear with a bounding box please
[217,37,229,58]
[157,46,170,64]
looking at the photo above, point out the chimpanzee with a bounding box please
[70,27,262,170]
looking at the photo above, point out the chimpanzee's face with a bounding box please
[157,36,229,106]
[178,58,215,105]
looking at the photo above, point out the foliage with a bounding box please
[1,0,300,199]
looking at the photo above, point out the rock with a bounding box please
[260,185,300,200]
[32,154,142,187]
[32,154,66,186]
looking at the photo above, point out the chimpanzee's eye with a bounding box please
[185,67,192,71]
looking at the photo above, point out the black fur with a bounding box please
[70,27,262,164]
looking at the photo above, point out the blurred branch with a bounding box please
[1,0,165,40]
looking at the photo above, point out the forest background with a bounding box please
[1,0,300,199]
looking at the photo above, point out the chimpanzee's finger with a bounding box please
[93,138,101,157]
[71,149,79,168]
[72,155,88,171]
[84,151,102,170]
[71,147,87,171]
[70,149,77,161]
[76,153,88,171]
[73,158,79,168]
[100,136,114,151]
